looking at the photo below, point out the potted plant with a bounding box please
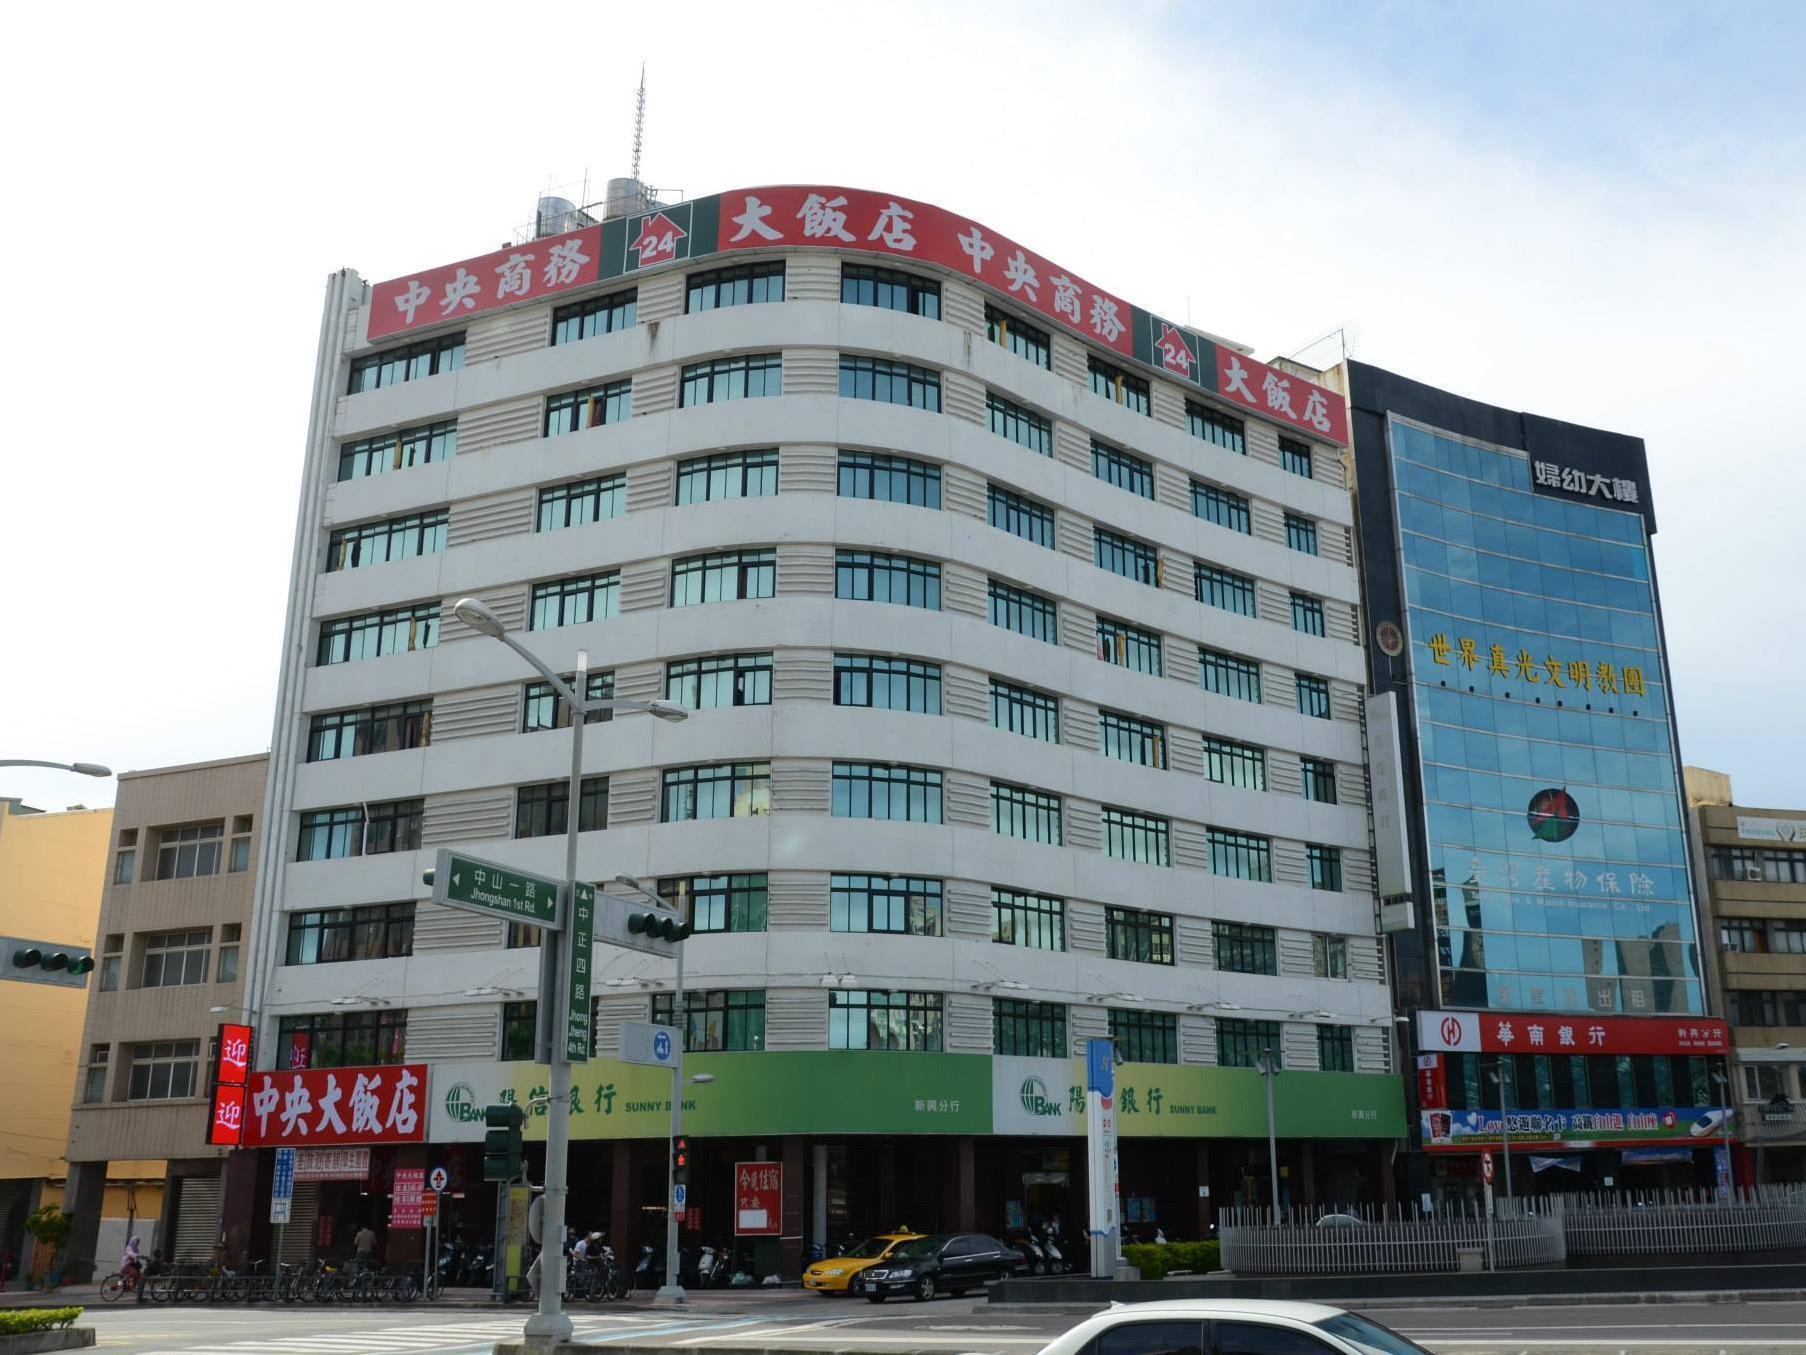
[23,1205,73,1291]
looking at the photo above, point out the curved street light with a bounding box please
[0,760,112,777]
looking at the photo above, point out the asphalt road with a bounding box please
[56,1290,1806,1355]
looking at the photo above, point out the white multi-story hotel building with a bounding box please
[243,181,1403,1272]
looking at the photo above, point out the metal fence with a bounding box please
[1218,1204,1564,1274]
[1548,1186,1806,1256]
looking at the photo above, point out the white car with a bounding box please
[1031,1299,1430,1355]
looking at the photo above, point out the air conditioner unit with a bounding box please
[1745,866,1765,882]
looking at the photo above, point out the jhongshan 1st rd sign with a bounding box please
[431,849,561,928]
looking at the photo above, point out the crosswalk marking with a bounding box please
[127,1314,771,1355]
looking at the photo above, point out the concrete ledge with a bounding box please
[0,1328,95,1354]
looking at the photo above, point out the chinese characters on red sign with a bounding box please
[390,1167,425,1229]
[208,1083,247,1147]
[215,1022,252,1086]
[734,1160,781,1237]
[368,226,602,341]
[1416,1054,1448,1111]
[207,1020,255,1146]
[1419,1010,1728,1057]
[242,1065,429,1148]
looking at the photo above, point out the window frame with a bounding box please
[987,486,1056,548]
[530,573,620,630]
[1092,441,1154,498]
[989,579,1059,641]
[992,887,1065,950]
[1196,563,1257,616]
[661,763,773,822]
[544,379,631,435]
[326,510,447,571]
[551,288,637,344]
[348,332,463,395]
[834,550,942,609]
[686,261,785,312]
[1100,709,1167,769]
[336,420,456,483]
[837,451,941,508]
[838,355,942,411]
[1105,906,1175,965]
[1109,1009,1178,1064]
[1187,401,1246,453]
[679,352,783,406]
[841,263,941,318]
[991,781,1063,844]
[984,304,1052,368]
[675,449,779,504]
[1215,921,1277,975]
[829,874,943,937]
[1192,482,1252,534]
[538,474,626,531]
[987,391,1053,455]
[1088,355,1151,415]
[1102,806,1171,866]
[831,762,942,823]
[991,678,1061,742]
[1094,527,1160,586]
[993,998,1067,1057]
[652,989,766,1052]
[670,548,777,606]
[834,654,942,714]
[829,990,944,1051]
[515,777,608,837]
[1201,735,1266,790]
[666,653,773,710]
[1096,617,1163,675]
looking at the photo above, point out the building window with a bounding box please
[838,451,941,508]
[1092,442,1154,498]
[327,510,447,571]
[1096,616,1163,675]
[1218,1019,1281,1069]
[1196,564,1256,616]
[1111,1010,1177,1064]
[1214,921,1277,974]
[835,550,941,609]
[551,288,636,344]
[539,475,625,531]
[675,448,778,503]
[307,701,432,761]
[1187,402,1245,453]
[985,304,1051,368]
[544,379,631,435]
[515,778,608,837]
[832,762,941,822]
[84,1045,109,1104]
[1708,847,1806,884]
[989,579,1059,642]
[1210,829,1273,882]
[1103,807,1169,865]
[1279,438,1313,478]
[830,991,943,1051]
[993,888,1065,950]
[113,850,136,885]
[155,823,222,880]
[317,605,439,665]
[830,874,942,936]
[1743,1063,1793,1099]
[348,332,463,394]
[531,573,619,629]
[297,801,420,860]
[140,930,211,988]
[835,655,941,714]
[1308,844,1344,892]
[1301,758,1338,804]
[1106,906,1174,964]
[666,653,771,709]
[1095,528,1160,586]
[228,827,251,873]
[1719,920,1764,953]
[500,1001,537,1061]
[284,904,415,965]
[1192,482,1251,534]
[662,763,771,821]
[994,999,1067,1057]
[686,261,784,312]
[680,353,782,406]
[987,486,1055,548]
[1199,648,1262,703]
[987,392,1053,455]
[838,355,941,411]
[1088,356,1150,415]
[276,1011,408,1068]
[217,923,241,982]
[1202,736,1265,790]
[1730,991,1782,1026]
[671,549,776,605]
[337,420,456,482]
[1314,933,1348,979]
[127,1040,200,1100]
[524,673,614,732]
[1291,593,1326,636]
[1771,921,1806,955]
[659,874,769,934]
[1101,710,1166,768]
[993,782,1062,844]
[991,679,1060,742]
[1296,674,1332,719]
[653,990,765,1052]
[506,922,542,950]
[98,934,121,992]
[1318,1025,1355,1072]
[1285,514,1319,555]
[841,263,940,318]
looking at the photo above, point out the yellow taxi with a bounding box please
[802,1232,925,1295]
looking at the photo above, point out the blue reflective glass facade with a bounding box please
[1389,418,1701,1017]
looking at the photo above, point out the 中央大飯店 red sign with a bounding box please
[242,1065,428,1147]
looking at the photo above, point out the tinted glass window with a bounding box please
[1093,1321,1204,1355]
[1313,1314,1434,1355]
[1216,1322,1337,1355]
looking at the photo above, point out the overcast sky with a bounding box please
[2,0,1800,816]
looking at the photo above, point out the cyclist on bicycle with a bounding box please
[121,1236,145,1303]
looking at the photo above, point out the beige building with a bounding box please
[62,755,265,1276]
[1686,766,1806,1183]
[0,796,111,1280]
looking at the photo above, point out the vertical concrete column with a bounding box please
[780,1137,805,1278]
[61,1162,108,1282]
[876,1143,896,1234]
[1377,1142,1398,1209]
[220,1150,262,1266]
[941,1137,975,1233]
[810,1145,828,1255]
[1298,1140,1317,1211]
[1193,1142,1212,1239]
[610,1142,632,1256]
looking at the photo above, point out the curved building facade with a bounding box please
[240,184,1404,1270]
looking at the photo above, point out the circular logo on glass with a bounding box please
[1527,787,1581,843]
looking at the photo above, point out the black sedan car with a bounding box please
[861,1232,1022,1302]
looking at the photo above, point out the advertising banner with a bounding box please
[390,1167,425,1229]
[214,1023,252,1087]
[1417,1054,1448,1110]
[368,225,602,340]
[243,1064,428,1148]
[1417,1010,1728,1057]
[208,1083,247,1146]
[293,1146,370,1181]
[1421,1104,1732,1151]
[735,1161,781,1236]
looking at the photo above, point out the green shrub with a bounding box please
[0,1308,83,1335]
[1121,1240,1221,1280]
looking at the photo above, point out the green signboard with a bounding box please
[564,883,594,1064]
[430,849,561,928]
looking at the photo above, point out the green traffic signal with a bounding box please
[68,956,94,975]
[6,940,96,986]
[13,948,42,967]
[628,911,693,943]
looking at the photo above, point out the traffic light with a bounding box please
[673,1135,690,1187]
[627,910,692,943]
[3,936,95,988]
[484,1103,526,1183]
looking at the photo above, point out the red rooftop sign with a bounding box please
[367,185,1347,444]
[1417,1010,1729,1058]
[242,1064,429,1148]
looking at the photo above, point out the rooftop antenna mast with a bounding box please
[630,62,647,184]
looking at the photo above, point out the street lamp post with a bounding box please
[0,760,111,776]
[452,598,686,1345]
[1489,1060,1515,1204]
[1710,1064,1737,1195]
[1256,1050,1281,1218]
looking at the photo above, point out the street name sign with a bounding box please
[271,1147,296,1225]
[565,882,595,1064]
[430,849,564,929]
